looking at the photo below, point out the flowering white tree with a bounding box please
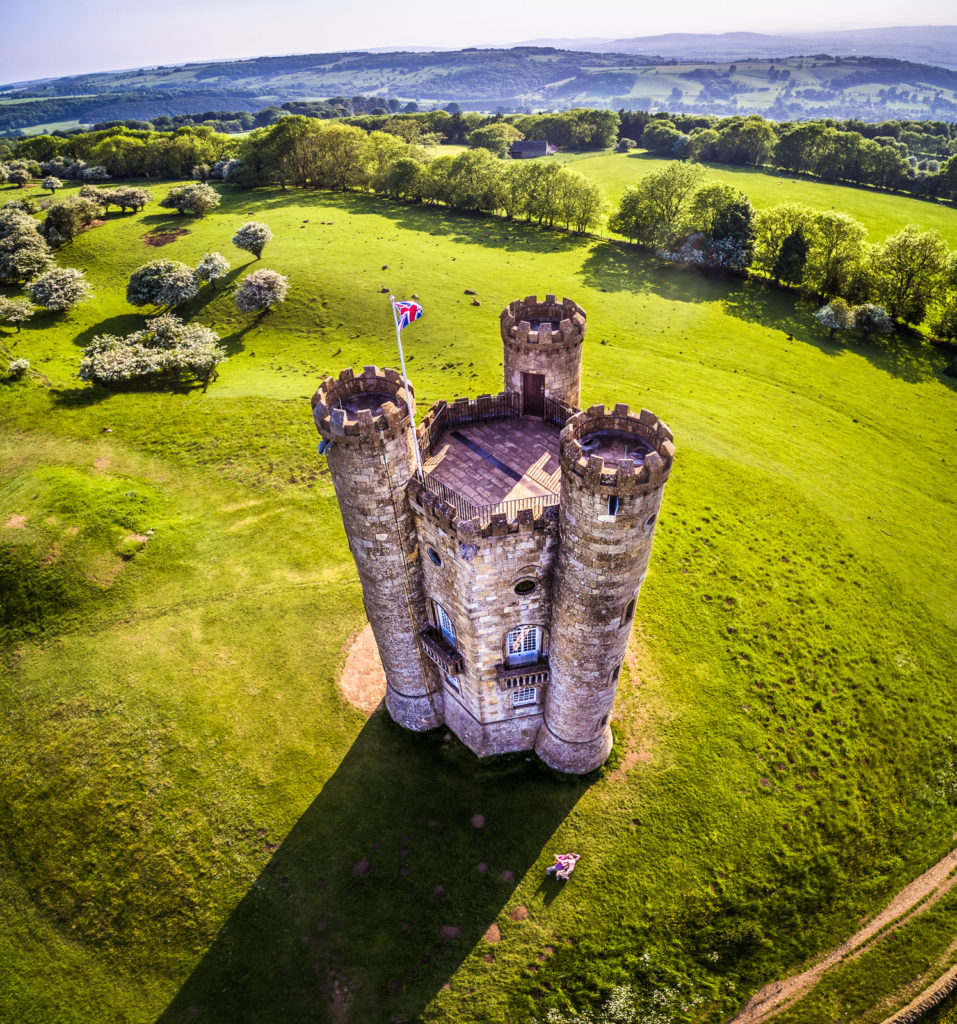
[0,296,35,332]
[7,358,30,380]
[159,182,220,217]
[210,158,241,182]
[127,259,198,310]
[0,207,51,282]
[814,298,855,337]
[232,221,273,260]
[195,251,231,289]
[41,176,63,195]
[79,314,226,391]
[26,267,91,311]
[853,303,894,339]
[235,268,288,314]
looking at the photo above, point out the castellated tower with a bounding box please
[313,297,675,774]
[312,366,443,731]
[501,295,586,410]
[536,406,675,774]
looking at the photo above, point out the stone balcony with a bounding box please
[495,660,551,691]
[420,627,464,674]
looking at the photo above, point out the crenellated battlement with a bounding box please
[559,404,675,490]
[312,365,413,439]
[500,294,586,347]
[408,477,556,542]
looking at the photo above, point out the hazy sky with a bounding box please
[1,0,954,82]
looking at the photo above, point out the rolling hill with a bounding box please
[2,48,957,132]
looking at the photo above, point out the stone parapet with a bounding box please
[500,295,587,347]
[559,404,675,490]
[408,478,558,542]
[312,365,413,440]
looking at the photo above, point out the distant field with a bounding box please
[15,119,83,135]
[0,178,955,1024]
[558,149,957,246]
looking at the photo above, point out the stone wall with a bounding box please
[501,294,586,409]
[411,485,558,756]
[536,404,676,773]
[312,366,442,731]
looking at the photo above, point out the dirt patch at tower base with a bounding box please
[338,622,386,715]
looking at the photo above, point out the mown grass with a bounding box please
[557,149,957,247]
[1,176,956,1024]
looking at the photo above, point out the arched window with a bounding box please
[434,602,457,649]
[505,625,541,667]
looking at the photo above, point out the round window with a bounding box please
[514,579,536,595]
[427,546,442,566]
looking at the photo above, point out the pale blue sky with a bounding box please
[1,0,954,83]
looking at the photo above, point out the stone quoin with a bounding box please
[312,294,675,774]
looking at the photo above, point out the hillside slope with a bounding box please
[2,49,957,126]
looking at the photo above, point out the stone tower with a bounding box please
[312,366,442,731]
[313,297,675,774]
[535,405,674,773]
[501,295,586,411]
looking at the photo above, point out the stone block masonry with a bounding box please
[312,298,675,774]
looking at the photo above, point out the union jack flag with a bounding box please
[393,299,423,330]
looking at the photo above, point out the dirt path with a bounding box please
[729,844,957,1023]
[338,623,386,715]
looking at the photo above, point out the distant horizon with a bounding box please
[1,0,955,84]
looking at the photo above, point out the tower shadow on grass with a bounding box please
[157,710,586,1024]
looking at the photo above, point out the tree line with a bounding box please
[610,162,957,338]
[619,112,957,202]
[5,111,957,339]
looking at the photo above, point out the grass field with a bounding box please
[1,177,956,1024]
[558,150,957,247]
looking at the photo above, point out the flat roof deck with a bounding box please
[422,417,561,515]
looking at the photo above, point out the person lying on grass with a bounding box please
[546,853,580,880]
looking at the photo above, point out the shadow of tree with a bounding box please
[178,266,246,320]
[580,240,732,305]
[49,384,112,407]
[580,238,952,385]
[157,712,585,1024]
[71,313,146,349]
[219,316,261,356]
[722,283,952,384]
[243,187,591,255]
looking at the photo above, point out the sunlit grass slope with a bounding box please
[1,179,956,1024]
[558,149,957,246]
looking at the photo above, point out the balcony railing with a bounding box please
[419,475,559,527]
[495,659,551,691]
[420,628,464,674]
[543,395,576,428]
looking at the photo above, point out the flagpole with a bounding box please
[390,295,424,482]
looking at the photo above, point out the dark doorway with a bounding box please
[522,372,545,418]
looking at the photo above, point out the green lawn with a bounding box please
[557,149,957,247]
[1,178,956,1024]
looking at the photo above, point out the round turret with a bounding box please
[535,404,675,774]
[313,366,442,731]
[500,294,586,411]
